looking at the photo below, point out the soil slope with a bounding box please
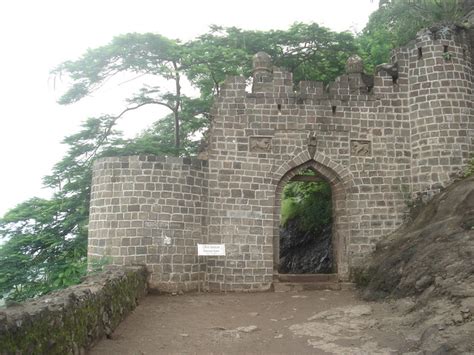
[359,176,474,353]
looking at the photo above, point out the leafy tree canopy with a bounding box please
[359,0,467,71]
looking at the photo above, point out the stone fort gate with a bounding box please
[88,26,473,293]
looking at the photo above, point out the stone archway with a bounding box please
[273,154,351,281]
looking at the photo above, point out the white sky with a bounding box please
[0,0,378,216]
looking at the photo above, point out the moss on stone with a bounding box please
[0,266,148,354]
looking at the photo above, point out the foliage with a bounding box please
[0,198,87,302]
[358,0,466,71]
[463,156,474,177]
[280,178,332,234]
[197,24,357,85]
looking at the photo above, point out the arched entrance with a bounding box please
[273,158,350,281]
[278,168,333,274]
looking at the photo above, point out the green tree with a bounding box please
[359,0,466,71]
[0,118,108,301]
[191,23,357,85]
[0,198,87,301]
[55,33,190,154]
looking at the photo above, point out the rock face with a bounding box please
[360,176,474,300]
[279,221,333,274]
[359,176,474,353]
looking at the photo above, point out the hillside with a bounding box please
[358,176,474,353]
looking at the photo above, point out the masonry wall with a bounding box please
[87,27,473,293]
[409,28,473,197]
[205,55,412,290]
[88,156,208,292]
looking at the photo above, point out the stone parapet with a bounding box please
[0,266,147,354]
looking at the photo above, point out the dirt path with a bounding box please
[90,289,411,355]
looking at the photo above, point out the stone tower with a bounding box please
[252,51,273,92]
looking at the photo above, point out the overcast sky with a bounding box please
[0,0,378,216]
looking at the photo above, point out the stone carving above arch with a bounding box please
[250,136,272,153]
[351,140,371,157]
[307,132,318,157]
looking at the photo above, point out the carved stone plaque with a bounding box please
[308,133,317,157]
[351,140,371,156]
[250,136,272,153]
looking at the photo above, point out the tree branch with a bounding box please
[173,61,181,151]
[80,100,175,167]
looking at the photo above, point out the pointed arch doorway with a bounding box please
[273,159,350,282]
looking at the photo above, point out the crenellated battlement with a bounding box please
[219,24,472,108]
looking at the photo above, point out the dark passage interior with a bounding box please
[278,169,333,274]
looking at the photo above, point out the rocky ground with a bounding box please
[90,290,412,355]
[89,289,473,354]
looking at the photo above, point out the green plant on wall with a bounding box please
[442,51,453,60]
[400,184,415,209]
[464,156,474,177]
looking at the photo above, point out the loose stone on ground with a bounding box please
[90,290,410,355]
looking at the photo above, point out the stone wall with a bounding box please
[0,266,147,355]
[88,26,473,293]
[408,26,473,197]
[89,156,207,292]
[206,52,412,289]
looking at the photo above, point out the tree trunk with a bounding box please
[173,62,181,152]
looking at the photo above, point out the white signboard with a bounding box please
[197,244,226,256]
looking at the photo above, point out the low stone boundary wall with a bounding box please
[0,266,148,354]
